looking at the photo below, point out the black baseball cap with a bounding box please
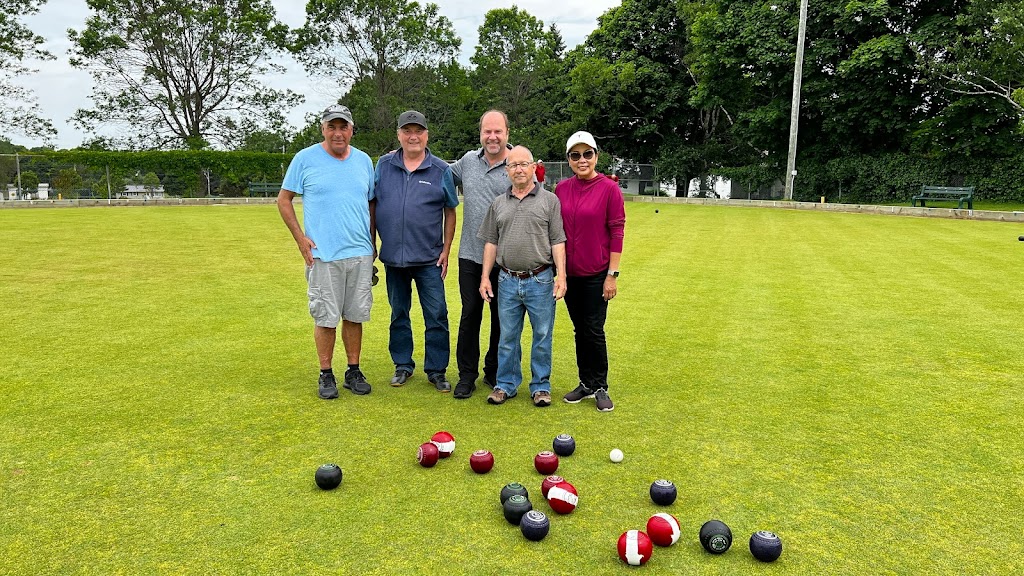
[397,110,427,130]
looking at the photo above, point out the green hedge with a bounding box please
[793,152,1024,204]
[23,150,294,197]
[44,150,293,176]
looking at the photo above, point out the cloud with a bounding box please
[15,0,620,149]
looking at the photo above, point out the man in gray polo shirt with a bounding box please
[450,109,513,399]
[478,145,566,407]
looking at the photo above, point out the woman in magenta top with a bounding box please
[555,131,626,412]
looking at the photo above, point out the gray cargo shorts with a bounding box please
[305,255,374,328]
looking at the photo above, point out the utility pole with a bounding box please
[15,152,22,200]
[784,0,810,200]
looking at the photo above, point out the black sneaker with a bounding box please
[482,374,496,389]
[318,372,339,400]
[343,369,371,395]
[453,380,476,399]
[428,373,452,393]
[390,369,412,387]
[563,383,595,404]
[594,388,614,412]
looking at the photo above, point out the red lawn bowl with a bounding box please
[541,475,564,498]
[469,450,494,474]
[430,431,456,458]
[417,442,439,467]
[534,451,559,475]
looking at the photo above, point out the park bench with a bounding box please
[248,182,282,197]
[912,185,974,210]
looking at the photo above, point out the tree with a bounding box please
[52,167,84,198]
[0,0,57,141]
[337,62,477,157]
[930,0,1024,126]
[295,0,461,141]
[237,129,290,153]
[142,172,161,194]
[567,0,732,191]
[18,170,39,198]
[68,0,303,150]
[470,8,569,161]
[685,0,998,165]
[90,170,126,199]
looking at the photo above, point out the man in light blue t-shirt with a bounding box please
[278,104,376,400]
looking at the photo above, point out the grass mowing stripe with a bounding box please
[1,203,1022,574]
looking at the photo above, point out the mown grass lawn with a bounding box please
[1,203,1021,575]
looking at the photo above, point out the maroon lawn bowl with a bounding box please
[469,450,494,474]
[541,475,565,499]
[534,451,559,475]
[417,442,440,467]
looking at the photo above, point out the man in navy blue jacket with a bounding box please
[370,111,459,392]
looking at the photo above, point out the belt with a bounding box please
[501,264,550,279]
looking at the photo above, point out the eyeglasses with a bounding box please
[507,161,534,171]
[567,149,596,161]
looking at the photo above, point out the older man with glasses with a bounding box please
[477,146,567,407]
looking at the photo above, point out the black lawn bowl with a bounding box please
[749,531,783,562]
[649,479,677,505]
[314,463,343,490]
[520,510,550,541]
[502,494,533,525]
[699,520,733,554]
[500,482,530,505]
[552,434,576,457]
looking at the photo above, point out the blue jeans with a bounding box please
[384,264,450,376]
[495,267,556,397]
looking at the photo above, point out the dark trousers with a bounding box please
[564,272,609,390]
[456,258,500,384]
[384,264,449,376]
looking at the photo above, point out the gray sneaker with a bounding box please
[390,369,412,387]
[318,372,339,400]
[428,373,451,393]
[343,369,371,395]
[594,388,614,412]
[563,383,595,404]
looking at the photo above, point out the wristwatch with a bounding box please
[607,270,619,278]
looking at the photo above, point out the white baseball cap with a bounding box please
[565,131,598,154]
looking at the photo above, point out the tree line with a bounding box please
[2,0,1022,201]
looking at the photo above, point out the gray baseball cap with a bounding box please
[397,110,428,130]
[322,104,354,125]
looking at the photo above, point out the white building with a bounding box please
[118,184,165,199]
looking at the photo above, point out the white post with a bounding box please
[106,165,112,204]
[784,0,810,200]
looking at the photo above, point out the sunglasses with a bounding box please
[568,149,596,161]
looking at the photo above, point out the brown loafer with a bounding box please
[532,391,551,407]
[487,388,508,405]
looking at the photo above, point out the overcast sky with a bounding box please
[16,0,621,149]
